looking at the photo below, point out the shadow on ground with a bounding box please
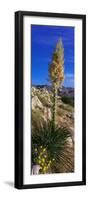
[4,181,14,187]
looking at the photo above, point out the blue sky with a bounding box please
[31,25,74,87]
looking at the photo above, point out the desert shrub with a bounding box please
[61,96,74,107]
[57,107,64,116]
[32,122,71,174]
[59,104,74,112]
[32,110,43,130]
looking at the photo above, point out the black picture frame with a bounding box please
[15,11,86,189]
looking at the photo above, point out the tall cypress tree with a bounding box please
[48,39,64,129]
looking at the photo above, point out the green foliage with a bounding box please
[32,122,71,173]
[32,146,53,174]
[61,96,74,107]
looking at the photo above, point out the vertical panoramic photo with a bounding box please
[31,25,74,175]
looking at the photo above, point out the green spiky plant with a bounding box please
[32,122,71,174]
[48,39,64,129]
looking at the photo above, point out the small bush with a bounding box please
[32,110,43,130]
[57,107,64,116]
[59,104,74,112]
[61,96,74,107]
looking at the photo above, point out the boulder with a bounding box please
[32,165,40,175]
[32,96,43,110]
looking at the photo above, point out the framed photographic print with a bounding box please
[15,11,86,189]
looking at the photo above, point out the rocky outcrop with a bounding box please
[32,95,43,110]
[31,86,74,129]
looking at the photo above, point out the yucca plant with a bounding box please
[48,38,64,129]
[32,121,71,174]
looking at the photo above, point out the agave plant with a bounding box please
[32,121,71,174]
